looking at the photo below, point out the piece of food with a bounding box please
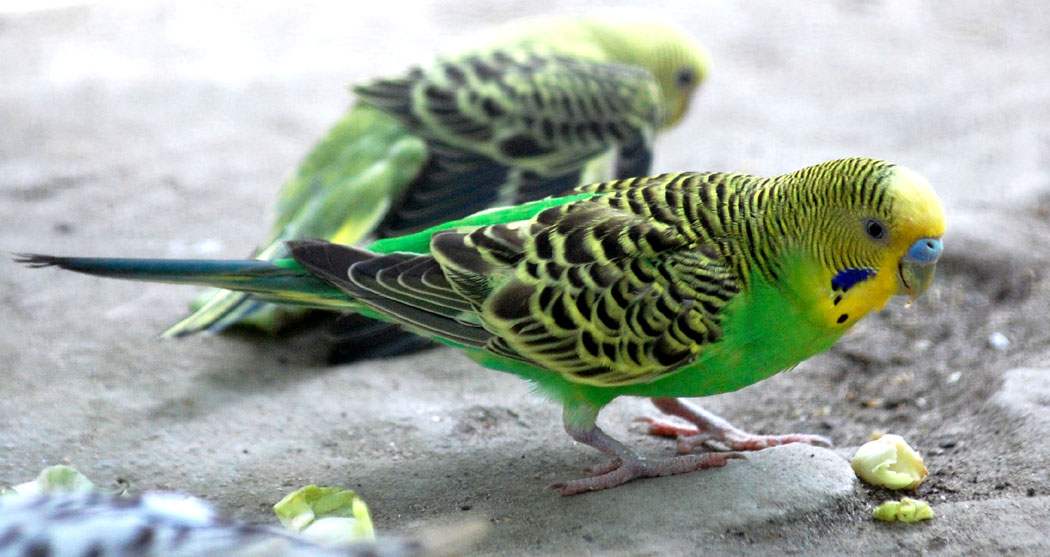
[851,434,928,490]
[1,464,107,497]
[873,497,935,522]
[274,485,375,545]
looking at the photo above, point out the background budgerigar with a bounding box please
[169,16,711,358]
[20,157,945,494]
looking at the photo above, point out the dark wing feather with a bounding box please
[373,142,586,239]
[354,48,663,176]
[373,144,510,238]
[287,239,489,347]
[614,135,654,180]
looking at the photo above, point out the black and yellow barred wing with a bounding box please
[354,49,664,238]
[433,182,739,386]
[355,48,663,175]
[291,173,745,388]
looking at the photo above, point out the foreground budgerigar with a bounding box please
[171,16,711,348]
[20,158,946,494]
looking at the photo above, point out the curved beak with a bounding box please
[898,238,943,304]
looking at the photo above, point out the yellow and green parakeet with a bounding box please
[20,157,945,494]
[169,16,712,351]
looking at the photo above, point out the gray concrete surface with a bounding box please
[3,1,1050,554]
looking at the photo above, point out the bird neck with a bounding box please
[678,173,799,290]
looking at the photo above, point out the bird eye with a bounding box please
[673,67,696,89]
[864,218,887,240]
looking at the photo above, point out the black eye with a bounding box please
[864,218,887,240]
[674,67,696,89]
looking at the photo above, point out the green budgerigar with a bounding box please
[20,158,946,494]
[171,16,711,347]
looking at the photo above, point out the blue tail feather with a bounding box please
[15,253,353,310]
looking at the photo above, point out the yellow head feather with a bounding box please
[578,18,711,127]
[479,16,711,129]
[786,161,946,330]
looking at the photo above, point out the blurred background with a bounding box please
[4,0,1047,253]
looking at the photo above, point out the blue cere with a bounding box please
[905,238,943,264]
[831,267,876,292]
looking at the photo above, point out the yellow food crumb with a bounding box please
[873,497,934,523]
[851,434,928,490]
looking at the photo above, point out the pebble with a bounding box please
[991,368,1050,424]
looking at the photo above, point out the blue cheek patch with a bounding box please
[831,268,876,292]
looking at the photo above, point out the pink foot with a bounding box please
[639,416,701,439]
[645,398,833,453]
[548,452,745,496]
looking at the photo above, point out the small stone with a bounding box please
[992,368,1050,423]
[988,332,1009,351]
[556,444,854,532]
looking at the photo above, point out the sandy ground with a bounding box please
[3,1,1050,554]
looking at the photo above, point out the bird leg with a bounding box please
[642,397,832,454]
[549,403,744,496]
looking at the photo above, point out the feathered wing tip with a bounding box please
[161,240,294,337]
[286,238,372,278]
[287,239,490,348]
[324,313,438,363]
[159,291,265,338]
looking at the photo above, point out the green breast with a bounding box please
[621,257,842,398]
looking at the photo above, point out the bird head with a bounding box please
[580,18,711,128]
[786,159,946,329]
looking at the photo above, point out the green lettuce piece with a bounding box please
[274,485,375,545]
[1,465,108,497]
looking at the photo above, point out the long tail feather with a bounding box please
[162,239,291,337]
[15,253,358,314]
[160,292,264,338]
